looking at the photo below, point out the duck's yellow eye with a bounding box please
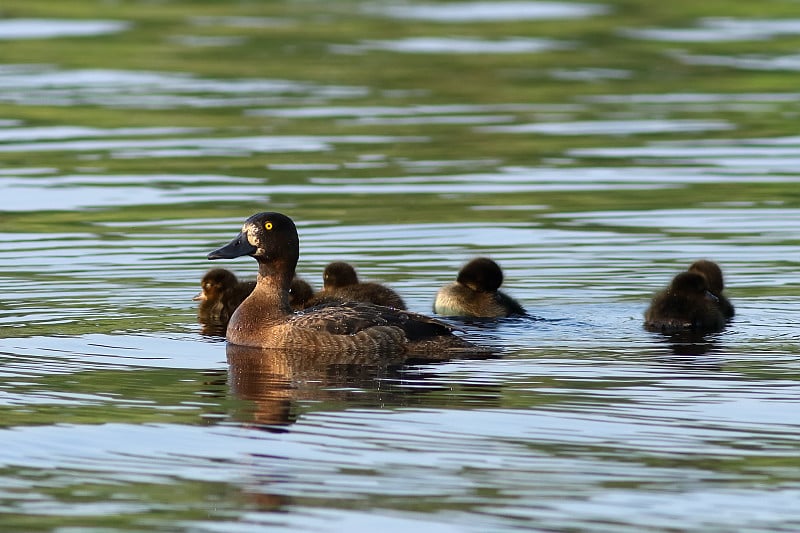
[264,221,273,231]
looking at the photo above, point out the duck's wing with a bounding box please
[289,300,458,338]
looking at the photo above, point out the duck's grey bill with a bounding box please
[208,233,257,260]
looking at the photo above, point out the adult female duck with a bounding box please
[207,212,483,358]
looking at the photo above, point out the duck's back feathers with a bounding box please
[295,300,454,337]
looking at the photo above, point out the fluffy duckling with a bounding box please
[306,261,407,310]
[194,268,255,325]
[688,259,734,319]
[644,271,726,333]
[288,277,315,311]
[207,212,483,358]
[433,257,526,318]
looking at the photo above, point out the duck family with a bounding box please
[204,212,482,356]
[198,211,735,353]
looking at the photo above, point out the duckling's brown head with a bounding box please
[207,212,299,272]
[688,259,725,294]
[670,271,717,302]
[289,277,314,308]
[193,268,239,301]
[457,257,504,292]
[323,261,359,289]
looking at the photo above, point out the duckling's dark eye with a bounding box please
[264,221,273,231]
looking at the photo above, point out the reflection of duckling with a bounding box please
[207,212,484,357]
[644,271,726,333]
[433,257,526,318]
[306,261,407,309]
[194,268,255,325]
[688,259,734,319]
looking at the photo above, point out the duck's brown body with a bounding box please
[208,212,485,359]
[229,286,464,359]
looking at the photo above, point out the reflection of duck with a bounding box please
[662,330,718,357]
[644,271,726,333]
[307,261,407,309]
[226,343,500,428]
[688,259,734,319]
[194,268,255,326]
[433,257,526,318]
[207,212,488,358]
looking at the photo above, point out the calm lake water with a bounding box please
[1,1,799,531]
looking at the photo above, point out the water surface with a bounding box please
[0,0,799,531]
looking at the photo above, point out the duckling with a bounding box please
[688,259,734,319]
[207,212,484,359]
[433,257,526,318]
[644,271,726,333]
[194,268,255,325]
[288,277,314,311]
[306,261,407,310]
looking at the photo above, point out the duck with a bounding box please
[644,271,726,333]
[207,212,485,358]
[433,257,526,318]
[306,261,407,310]
[688,259,734,319]
[193,268,255,325]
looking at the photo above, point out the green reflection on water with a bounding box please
[0,0,799,530]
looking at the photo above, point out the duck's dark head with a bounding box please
[670,271,718,303]
[193,268,238,301]
[208,212,299,279]
[688,259,725,294]
[323,261,359,289]
[457,257,503,292]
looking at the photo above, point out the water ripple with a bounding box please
[363,1,608,22]
[0,65,367,109]
[0,19,130,40]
